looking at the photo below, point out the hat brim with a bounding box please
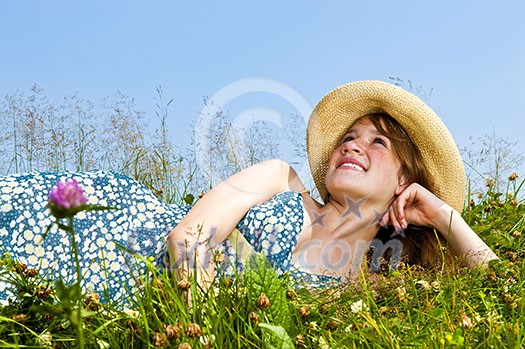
[306,80,466,212]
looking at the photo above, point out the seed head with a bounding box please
[186,323,203,338]
[26,268,38,278]
[249,311,259,324]
[178,343,192,349]
[256,293,271,309]
[298,306,311,318]
[13,262,27,275]
[485,177,495,188]
[285,289,296,300]
[177,279,191,291]
[11,314,26,323]
[510,199,519,207]
[151,278,164,289]
[326,319,338,331]
[318,304,331,315]
[295,334,305,347]
[508,172,519,181]
[36,286,53,299]
[152,332,169,347]
[164,324,182,339]
[505,251,517,262]
[85,292,102,311]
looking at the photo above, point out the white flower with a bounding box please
[107,251,117,261]
[350,299,369,313]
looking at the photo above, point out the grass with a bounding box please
[0,175,524,348]
[0,86,524,347]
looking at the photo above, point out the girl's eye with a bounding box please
[341,135,354,144]
[374,137,387,146]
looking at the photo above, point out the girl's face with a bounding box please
[325,116,407,207]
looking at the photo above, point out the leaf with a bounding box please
[258,323,294,349]
[183,194,195,205]
[244,253,291,331]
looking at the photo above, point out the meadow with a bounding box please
[0,86,524,348]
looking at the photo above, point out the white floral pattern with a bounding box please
[0,171,189,302]
[0,172,338,303]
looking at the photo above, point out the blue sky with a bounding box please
[1,1,524,178]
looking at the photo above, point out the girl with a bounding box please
[0,80,497,302]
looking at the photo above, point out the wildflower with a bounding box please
[151,278,164,289]
[13,262,27,275]
[220,276,233,288]
[213,251,224,265]
[511,231,522,239]
[84,292,102,311]
[318,304,331,314]
[165,324,182,339]
[508,172,519,181]
[11,314,26,323]
[416,279,431,290]
[505,251,517,262]
[286,288,296,300]
[395,286,408,302]
[249,311,259,324]
[485,177,495,188]
[37,331,53,347]
[177,279,191,291]
[178,343,192,349]
[350,299,369,313]
[48,178,88,219]
[26,268,38,277]
[307,321,319,330]
[318,336,330,349]
[152,332,169,347]
[256,293,271,309]
[510,199,519,207]
[199,334,216,347]
[186,323,203,338]
[36,286,53,299]
[487,272,498,282]
[123,308,141,318]
[298,305,311,319]
[461,313,473,329]
[295,334,306,347]
[326,319,338,331]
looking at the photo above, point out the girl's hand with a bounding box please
[381,183,498,267]
[381,183,449,232]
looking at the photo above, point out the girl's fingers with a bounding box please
[388,207,402,233]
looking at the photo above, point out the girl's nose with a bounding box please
[341,138,364,154]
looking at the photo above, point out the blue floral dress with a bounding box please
[0,171,336,303]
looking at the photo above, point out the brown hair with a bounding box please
[364,113,451,270]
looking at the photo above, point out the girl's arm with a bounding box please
[383,183,498,267]
[166,159,304,285]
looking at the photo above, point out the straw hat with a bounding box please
[307,80,466,212]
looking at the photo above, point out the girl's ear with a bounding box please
[395,174,411,195]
